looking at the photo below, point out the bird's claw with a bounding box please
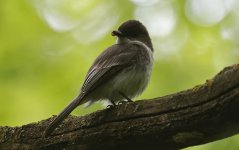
[106,105,115,109]
[118,101,127,105]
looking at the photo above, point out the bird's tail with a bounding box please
[44,94,84,137]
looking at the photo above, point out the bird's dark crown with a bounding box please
[115,20,153,51]
[118,20,148,38]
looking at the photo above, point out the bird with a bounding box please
[44,20,154,137]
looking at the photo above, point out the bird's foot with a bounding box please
[118,99,133,105]
[106,105,114,109]
[118,100,128,105]
[107,100,117,108]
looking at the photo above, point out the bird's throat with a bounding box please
[116,37,131,44]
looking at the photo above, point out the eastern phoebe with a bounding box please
[44,20,154,136]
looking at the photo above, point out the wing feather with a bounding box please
[80,43,140,97]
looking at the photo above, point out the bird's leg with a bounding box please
[107,100,117,108]
[110,100,117,106]
[118,92,133,105]
[119,92,133,102]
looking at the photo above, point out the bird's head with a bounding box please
[112,20,153,51]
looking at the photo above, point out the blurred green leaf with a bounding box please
[0,0,238,149]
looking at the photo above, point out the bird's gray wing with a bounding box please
[80,43,140,98]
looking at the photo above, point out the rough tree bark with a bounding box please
[0,64,239,150]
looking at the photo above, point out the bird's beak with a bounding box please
[111,30,123,37]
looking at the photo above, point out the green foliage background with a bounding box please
[0,0,238,149]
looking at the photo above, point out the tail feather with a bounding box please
[44,95,84,137]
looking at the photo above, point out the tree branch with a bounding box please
[1,64,239,150]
